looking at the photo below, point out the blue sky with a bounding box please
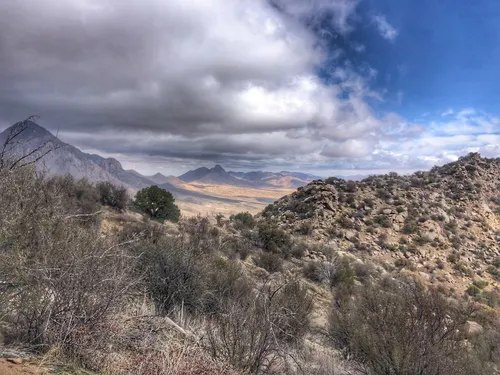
[316,0,500,119]
[0,0,498,176]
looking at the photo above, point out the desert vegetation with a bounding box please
[0,126,499,374]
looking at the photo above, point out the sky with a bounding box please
[0,0,499,176]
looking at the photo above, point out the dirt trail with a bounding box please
[0,358,48,375]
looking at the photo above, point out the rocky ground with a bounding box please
[262,153,500,297]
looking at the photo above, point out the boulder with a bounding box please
[464,321,483,338]
[344,230,358,241]
[6,358,23,365]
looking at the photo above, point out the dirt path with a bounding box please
[0,358,49,374]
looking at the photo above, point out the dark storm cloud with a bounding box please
[0,0,420,172]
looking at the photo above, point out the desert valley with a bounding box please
[0,120,320,217]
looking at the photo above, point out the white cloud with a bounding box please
[372,15,398,42]
[0,0,408,170]
[2,1,497,176]
[272,0,360,33]
[371,108,500,171]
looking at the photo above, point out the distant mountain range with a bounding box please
[179,165,322,188]
[0,121,321,198]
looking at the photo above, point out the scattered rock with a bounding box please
[464,321,483,337]
[6,358,23,365]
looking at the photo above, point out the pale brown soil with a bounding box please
[176,182,295,216]
[0,358,49,375]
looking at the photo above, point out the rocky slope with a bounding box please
[0,121,150,190]
[0,121,247,205]
[263,153,500,294]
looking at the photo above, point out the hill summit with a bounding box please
[262,153,500,293]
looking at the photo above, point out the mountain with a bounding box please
[261,152,500,294]
[228,170,322,188]
[0,121,317,215]
[178,167,211,183]
[0,121,134,188]
[145,172,184,186]
[178,166,321,188]
[279,171,322,181]
[0,121,285,215]
[0,121,218,201]
[179,165,257,187]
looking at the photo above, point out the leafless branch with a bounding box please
[0,116,59,171]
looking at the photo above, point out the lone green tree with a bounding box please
[134,185,180,222]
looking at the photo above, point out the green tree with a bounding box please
[134,185,180,222]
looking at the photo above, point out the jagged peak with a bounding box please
[1,120,56,141]
[211,164,226,173]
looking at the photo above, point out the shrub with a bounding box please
[297,221,313,235]
[46,175,101,217]
[363,198,374,208]
[254,252,283,273]
[330,256,355,288]
[226,236,253,260]
[290,240,308,258]
[487,265,499,277]
[0,166,133,357]
[329,279,484,375]
[337,216,354,229]
[134,185,180,222]
[467,285,482,298]
[135,231,248,315]
[455,261,473,277]
[402,220,419,234]
[204,280,312,373]
[472,279,489,289]
[436,259,445,269]
[230,212,255,229]
[96,181,129,210]
[374,214,391,228]
[353,261,377,281]
[303,262,322,282]
[257,223,291,253]
[413,235,430,245]
[480,290,500,308]
[395,258,414,269]
[447,253,459,264]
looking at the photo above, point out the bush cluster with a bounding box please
[329,278,492,375]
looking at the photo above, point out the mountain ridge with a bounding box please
[178,166,322,188]
[261,152,500,295]
[0,121,310,215]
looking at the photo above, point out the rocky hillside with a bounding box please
[263,153,500,294]
[0,120,151,190]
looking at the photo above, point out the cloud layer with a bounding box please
[0,0,497,175]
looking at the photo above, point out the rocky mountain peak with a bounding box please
[1,120,57,144]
